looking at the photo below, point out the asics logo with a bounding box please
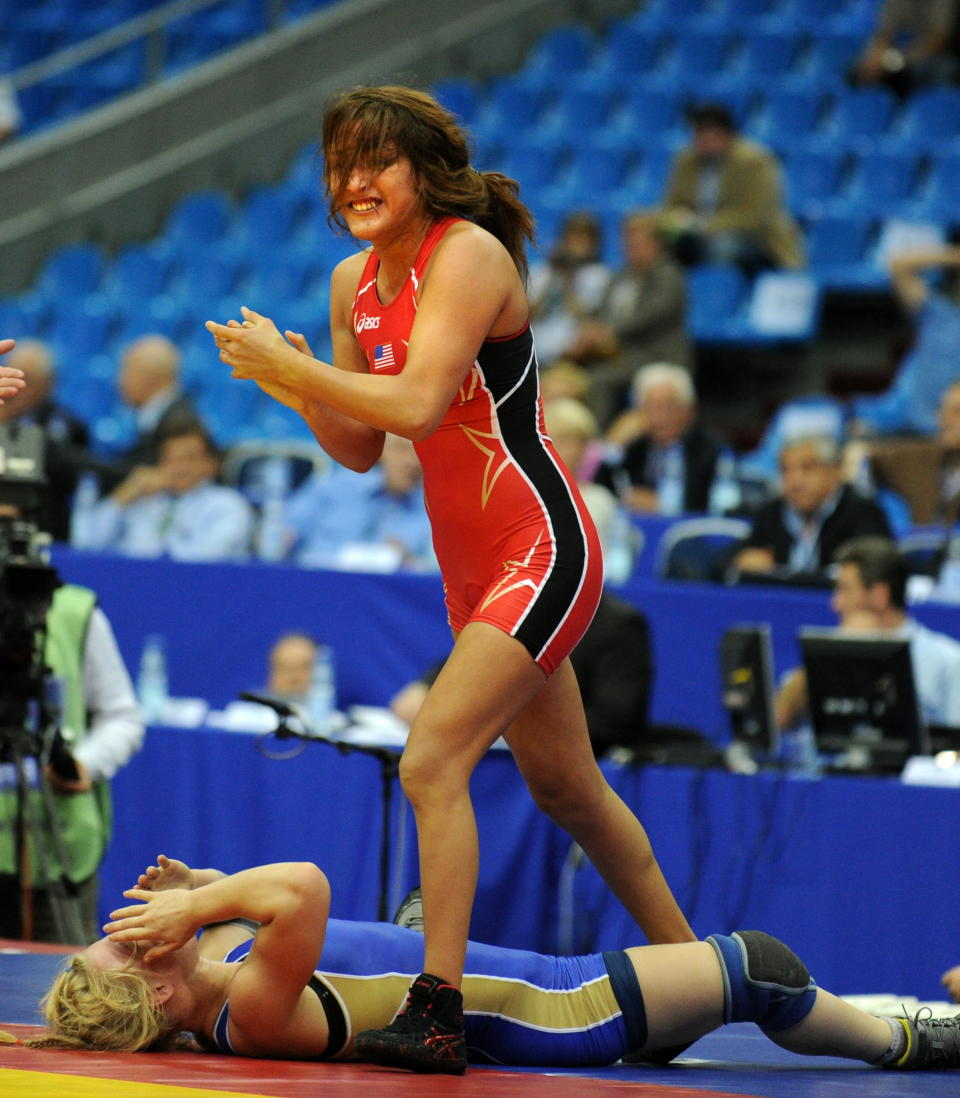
[356,314,381,333]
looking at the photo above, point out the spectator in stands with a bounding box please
[544,396,634,581]
[851,0,959,97]
[84,422,254,562]
[733,435,892,579]
[849,378,960,527]
[849,246,960,439]
[539,358,591,406]
[0,71,21,145]
[115,334,201,475]
[657,103,805,273]
[390,590,653,758]
[563,211,692,431]
[776,536,960,733]
[594,362,722,515]
[528,210,612,367]
[0,339,90,541]
[285,433,436,571]
[266,631,318,704]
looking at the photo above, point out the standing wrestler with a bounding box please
[205,85,694,1075]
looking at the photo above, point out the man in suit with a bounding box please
[657,102,805,272]
[115,334,200,474]
[733,435,892,579]
[593,362,723,515]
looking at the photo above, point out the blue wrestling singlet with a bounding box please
[215,919,646,1067]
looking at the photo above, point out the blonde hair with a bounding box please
[544,397,600,443]
[26,954,171,1052]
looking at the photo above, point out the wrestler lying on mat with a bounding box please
[25,856,960,1074]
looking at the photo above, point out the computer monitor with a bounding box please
[719,624,778,758]
[799,628,931,774]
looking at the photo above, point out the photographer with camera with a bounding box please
[0,418,144,944]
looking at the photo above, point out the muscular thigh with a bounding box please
[505,658,604,800]
[403,622,548,779]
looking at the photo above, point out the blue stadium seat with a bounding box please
[654,29,738,87]
[431,77,481,125]
[898,86,960,152]
[595,19,670,77]
[7,25,62,69]
[610,85,684,139]
[164,0,266,72]
[550,141,635,204]
[709,0,781,30]
[915,152,960,223]
[240,185,306,246]
[498,139,568,195]
[56,43,147,112]
[749,88,828,152]
[106,241,177,301]
[632,0,713,31]
[655,517,751,582]
[177,252,246,302]
[781,0,876,34]
[821,86,898,148]
[37,242,106,297]
[48,292,116,360]
[784,147,849,216]
[804,212,880,290]
[523,24,594,79]
[687,264,751,342]
[803,28,865,87]
[471,75,550,144]
[164,191,234,248]
[618,142,676,207]
[729,28,806,89]
[838,148,923,217]
[537,76,616,134]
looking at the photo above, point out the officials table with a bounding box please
[100,721,960,1003]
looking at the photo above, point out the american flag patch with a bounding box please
[373,343,395,370]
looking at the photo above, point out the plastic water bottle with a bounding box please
[70,472,100,549]
[307,644,336,737]
[708,448,742,516]
[657,446,685,517]
[137,634,169,724]
[603,507,635,584]
[257,457,290,562]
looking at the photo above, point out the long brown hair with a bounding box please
[321,85,536,280]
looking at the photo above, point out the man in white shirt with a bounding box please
[87,423,254,562]
[777,536,960,731]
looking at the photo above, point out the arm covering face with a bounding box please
[707,930,818,1032]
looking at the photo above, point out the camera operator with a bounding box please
[0,497,144,944]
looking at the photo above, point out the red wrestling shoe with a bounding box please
[354,972,466,1075]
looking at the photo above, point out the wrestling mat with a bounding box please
[0,941,954,1098]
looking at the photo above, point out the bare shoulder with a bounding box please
[331,248,372,293]
[433,220,512,269]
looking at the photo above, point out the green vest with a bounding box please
[0,584,112,885]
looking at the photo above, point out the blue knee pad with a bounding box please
[707,930,818,1033]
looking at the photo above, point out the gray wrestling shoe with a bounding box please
[392,886,424,932]
[891,1008,960,1069]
